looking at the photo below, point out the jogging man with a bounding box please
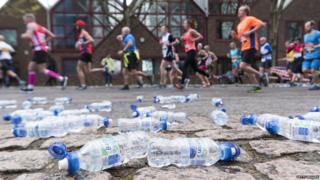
[21,14,67,91]
[0,35,25,87]
[231,5,267,93]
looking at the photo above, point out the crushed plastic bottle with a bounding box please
[241,113,320,143]
[147,138,240,167]
[54,97,72,105]
[136,96,144,103]
[211,98,223,108]
[151,111,187,124]
[154,94,198,104]
[57,109,90,116]
[49,104,65,115]
[118,117,167,133]
[210,109,228,126]
[27,97,48,105]
[3,108,53,124]
[12,114,112,138]
[21,100,32,109]
[131,104,156,118]
[85,101,112,112]
[161,104,176,110]
[48,132,149,175]
[0,100,17,109]
[186,94,199,102]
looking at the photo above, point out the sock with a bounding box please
[28,71,36,88]
[44,69,63,82]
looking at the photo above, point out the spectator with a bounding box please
[259,37,272,86]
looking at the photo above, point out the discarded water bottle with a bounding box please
[12,114,111,138]
[241,113,320,143]
[86,101,112,112]
[28,97,48,105]
[136,96,144,103]
[211,98,223,108]
[147,138,240,168]
[49,104,65,115]
[54,97,72,105]
[154,95,186,104]
[210,109,228,126]
[293,112,320,122]
[131,104,156,117]
[152,111,186,124]
[58,109,90,116]
[161,104,176,110]
[0,100,17,109]
[310,106,320,112]
[186,94,199,102]
[21,100,32,109]
[48,132,149,175]
[3,108,53,124]
[118,117,167,133]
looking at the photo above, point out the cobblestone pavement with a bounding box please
[0,85,320,180]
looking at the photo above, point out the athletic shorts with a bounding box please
[80,53,92,63]
[241,49,258,66]
[260,61,272,69]
[123,51,139,71]
[302,59,320,71]
[287,58,302,73]
[165,65,172,72]
[232,60,241,70]
[0,60,14,72]
[32,51,48,64]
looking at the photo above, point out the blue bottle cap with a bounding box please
[220,108,226,112]
[185,96,190,103]
[3,114,11,121]
[220,142,241,161]
[294,115,305,120]
[160,118,168,131]
[153,96,160,104]
[11,116,22,125]
[66,152,80,176]
[12,127,27,137]
[103,117,110,128]
[48,142,68,160]
[240,114,257,125]
[265,120,279,135]
[189,146,197,158]
[310,106,320,112]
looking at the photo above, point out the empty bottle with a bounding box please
[3,108,53,124]
[210,109,228,126]
[241,113,320,143]
[186,94,199,102]
[291,112,320,122]
[161,104,176,110]
[118,117,167,133]
[211,98,223,108]
[136,96,144,103]
[49,104,65,115]
[151,111,187,124]
[85,101,112,112]
[131,104,156,117]
[58,109,91,116]
[21,100,32,109]
[0,100,17,109]
[147,138,240,168]
[154,95,186,104]
[48,132,149,175]
[54,97,72,105]
[12,114,111,138]
[310,106,320,112]
[27,97,48,105]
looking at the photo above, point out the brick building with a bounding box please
[0,0,319,85]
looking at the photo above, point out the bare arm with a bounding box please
[82,30,94,44]
[191,29,203,42]
[123,40,133,52]
[44,28,55,43]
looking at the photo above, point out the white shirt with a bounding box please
[0,41,14,60]
[161,33,171,57]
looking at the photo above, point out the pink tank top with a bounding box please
[31,23,47,52]
[182,29,196,52]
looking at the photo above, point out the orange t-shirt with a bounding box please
[236,16,263,51]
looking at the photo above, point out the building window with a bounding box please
[218,21,234,40]
[0,29,17,46]
[62,58,78,76]
[287,22,303,41]
[210,0,256,15]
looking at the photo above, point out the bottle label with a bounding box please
[189,140,208,166]
[101,138,121,167]
[291,121,311,141]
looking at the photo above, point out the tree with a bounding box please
[0,0,43,18]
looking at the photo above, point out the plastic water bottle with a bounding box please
[21,100,32,109]
[210,109,228,126]
[49,104,65,115]
[54,97,72,105]
[0,100,17,109]
[151,111,187,124]
[48,132,149,175]
[136,96,144,103]
[58,109,90,116]
[86,101,112,112]
[28,97,48,105]
[290,112,320,122]
[241,114,320,143]
[12,114,111,138]
[147,138,240,168]
[186,94,199,102]
[310,106,320,112]
[118,117,167,133]
[154,95,186,104]
[211,98,223,108]
[3,108,53,124]
[131,104,156,117]
[161,104,176,110]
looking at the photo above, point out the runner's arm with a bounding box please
[44,28,55,43]
[190,29,203,42]
[243,18,266,37]
[82,30,94,44]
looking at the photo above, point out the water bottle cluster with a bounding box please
[153,94,199,104]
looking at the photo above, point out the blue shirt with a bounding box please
[230,48,241,62]
[260,43,272,62]
[304,30,320,60]
[123,33,137,53]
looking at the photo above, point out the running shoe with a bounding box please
[120,85,130,90]
[20,87,33,92]
[309,84,320,91]
[247,86,262,93]
[61,76,68,90]
[77,85,87,91]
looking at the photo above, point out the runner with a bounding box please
[227,42,242,83]
[75,20,94,90]
[259,37,272,87]
[203,45,218,83]
[286,39,303,86]
[197,48,212,87]
[0,35,25,87]
[176,20,209,89]
[231,5,267,93]
[20,14,68,92]
[302,21,320,90]
[159,25,182,88]
[117,27,149,90]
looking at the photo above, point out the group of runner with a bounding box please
[0,5,319,92]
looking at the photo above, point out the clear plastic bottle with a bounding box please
[0,100,17,109]
[48,132,149,175]
[85,101,112,112]
[27,97,48,105]
[154,95,187,104]
[12,115,111,138]
[54,97,72,105]
[186,94,199,102]
[147,138,240,168]
[294,112,320,122]
[131,104,156,117]
[211,98,223,108]
[21,100,32,109]
[58,109,91,116]
[210,109,228,126]
[151,111,187,124]
[136,96,144,103]
[49,104,65,115]
[241,113,320,143]
[118,117,167,133]
[3,108,53,124]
